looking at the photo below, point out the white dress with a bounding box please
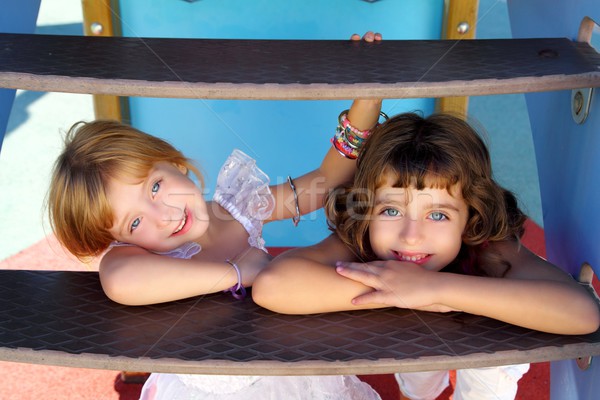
[138,150,381,400]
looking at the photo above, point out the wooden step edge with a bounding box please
[3,342,599,375]
[1,71,599,100]
[1,34,599,99]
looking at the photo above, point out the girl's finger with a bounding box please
[362,31,375,42]
[353,260,386,269]
[351,291,382,306]
[336,260,384,272]
[335,265,385,289]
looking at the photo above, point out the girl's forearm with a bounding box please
[435,273,600,334]
[252,257,377,314]
[317,99,383,184]
[347,98,383,130]
[100,251,240,305]
[253,237,387,314]
[296,99,383,213]
[269,99,382,221]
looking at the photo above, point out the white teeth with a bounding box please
[173,212,187,234]
[400,254,424,262]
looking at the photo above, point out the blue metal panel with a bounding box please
[0,0,41,153]
[117,0,443,246]
[507,1,600,398]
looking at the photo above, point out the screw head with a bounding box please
[90,22,104,35]
[573,91,584,116]
[457,22,470,35]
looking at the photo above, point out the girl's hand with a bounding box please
[335,260,459,313]
[350,31,382,42]
[234,247,273,287]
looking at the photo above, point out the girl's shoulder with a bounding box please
[279,234,357,266]
[486,239,568,281]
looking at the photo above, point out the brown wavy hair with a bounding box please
[48,120,202,259]
[325,112,526,277]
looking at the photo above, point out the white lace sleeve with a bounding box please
[213,149,275,251]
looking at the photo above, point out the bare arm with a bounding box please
[266,31,383,222]
[252,234,388,314]
[100,245,270,305]
[266,98,382,222]
[336,241,600,335]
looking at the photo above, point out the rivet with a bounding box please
[577,355,592,370]
[573,91,584,116]
[90,22,104,36]
[457,22,470,35]
[571,88,593,124]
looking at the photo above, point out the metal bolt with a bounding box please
[577,355,592,371]
[457,22,470,35]
[90,22,104,36]
[573,90,584,116]
[571,88,593,124]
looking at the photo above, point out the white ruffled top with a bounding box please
[213,149,274,251]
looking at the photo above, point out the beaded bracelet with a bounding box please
[224,259,247,300]
[340,111,371,139]
[332,127,361,159]
[331,109,389,159]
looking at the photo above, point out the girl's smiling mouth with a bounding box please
[171,208,191,236]
[392,250,431,265]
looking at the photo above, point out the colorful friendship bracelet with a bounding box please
[332,128,361,159]
[339,111,371,139]
[224,259,247,300]
[332,109,389,159]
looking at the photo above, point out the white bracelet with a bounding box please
[224,259,246,300]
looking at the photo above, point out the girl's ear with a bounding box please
[175,163,188,174]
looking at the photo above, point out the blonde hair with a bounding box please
[326,112,526,277]
[48,120,203,259]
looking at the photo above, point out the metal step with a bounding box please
[0,33,598,100]
[1,270,598,374]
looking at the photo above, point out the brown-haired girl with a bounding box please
[253,112,600,400]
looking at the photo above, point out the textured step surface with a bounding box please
[1,270,599,375]
[0,33,599,99]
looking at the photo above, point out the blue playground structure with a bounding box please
[1,0,599,398]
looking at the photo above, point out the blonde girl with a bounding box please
[48,32,389,400]
[48,97,384,306]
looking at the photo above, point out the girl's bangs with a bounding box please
[109,157,154,183]
[381,160,459,192]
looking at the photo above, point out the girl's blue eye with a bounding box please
[151,181,161,196]
[130,218,141,232]
[382,208,400,217]
[429,211,447,221]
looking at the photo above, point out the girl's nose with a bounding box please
[400,218,422,245]
[151,201,183,228]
